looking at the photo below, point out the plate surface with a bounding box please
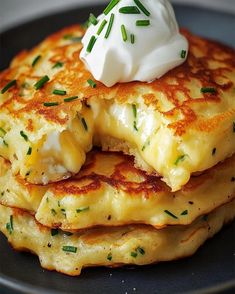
[0,3,235,294]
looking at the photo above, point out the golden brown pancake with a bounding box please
[0,25,234,190]
[0,151,234,231]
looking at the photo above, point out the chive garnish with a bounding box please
[63,34,82,42]
[136,246,145,255]
[131,34,135,44]
[201,87,216,94]
[51,229,59,236]
[89,13,98,25]
[52,62,63,69]
[121,24,128,42]
[0,127,6,138]
[131,251,138,258]
[181,210,188,216]
[86,35,97,53]
[81,118,88,131]
[61,208,66,216]
[174,155,187,165]
[27,147,32,155]
[136,20,150,26]
[64,96,79,102]
[104,0,120,15]
[32,55,41,67]
[64,231,73,236]
[34,75,50,90]
[132,104,137,118]
[76,206,89,213]
[6,215,13,234]
[43,102,59,107]
[105,13,115,39]
[164,210,178,219]
[107,252,112,261]
[51,209,57,216]
[53,89,67,96]
[212,148,216,156]
[3,140,8,147]
[62,246,77,253]
[97,19,108,35]
[87,79,97,88]
[181,50,187,59]
[119,6,140,14]
[134,0,151,16]
[20,131,28,142]
[1,80,16,94]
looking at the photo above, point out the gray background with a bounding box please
[0,0,235,33]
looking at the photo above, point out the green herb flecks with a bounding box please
[32,55,42,67]
[142,139,150,151]
[119,6,140,14]
[181,50,187,59]
[6,215,13,234]
[136,20,150,26]
[105,13,115,39]
[51,229,59,236]
[3,140,8,147]
[76,206,89,213]
[107,252,112,261]
[43,102,59,107]
[53,89,67,96]
[131,34,135,44]
[201,87,217,94]
[87,79,97,88]
[134,0,151,16]
[132,104,138,131]
[212,148,216,156]
[86,35,97,53]
[104,0,120,15]
[1,80,17,94]
[51,209,57,216]
[130,251,138,258]
[61,208,66,216]
[62,246,77,253]
[136,246,145,255]
[97,19,108,35]
[34,75,50,90]
[64,96,79,103]
[181,210,188,216]
[63,34,82,42]
[174,154,187,166]
[20,131,28,142]
[27,147,32,155]
[0,127,6,138]
[89,13,98,26]
[121,24,128,42]
[164,210,178,219]
[52,62,63,69]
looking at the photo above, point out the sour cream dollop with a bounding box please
[80,0,188,87]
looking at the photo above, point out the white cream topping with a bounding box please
[80,0,188,87]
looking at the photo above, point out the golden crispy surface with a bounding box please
[0,200,234,276]
[0,25,235,190]
[0,151,234,230]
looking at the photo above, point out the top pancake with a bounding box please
[0,25,235,190]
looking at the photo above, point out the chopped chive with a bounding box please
[81,118,88,131]
[181,210,188,216]
[27,147,32,155]
[32,55,42,67]
[131,34,135,44]
[87,79,97,88]
[1,80,17,94]
[63,34,73,40]
[119,6,140,14]
[51,209,57,216]
[212,148,216,156]
[164,210,178,219]
[86,35,97,53]
[51,228,59,236]
[136,246,145,255]
[134,0,151,16]
[142,140,150,151]
[52,62,63,69]
[64,96,79,102]
[104,0,120,15]
[58,201,61,207]
[53,89,67,96]
[64,231,73,236]
[0,127,6,138]
[201,87,217,94]
[3,140,8,147]
[6,215,13,235]
[174,154,187,165]
[20,131,28,142]
[61,208,66,216]
[134,121,138,131]
[181,50,187,59]
[62,246,77,253]
[97,19,107,35]
[76,206,89,213]
[105,13,115,39]
[63,34,82,42]
[232,122,235,133]
[34,75,50,90]
[43,102,59,107]
[132,104,137,118]
[107,252,112,261]
[121,24,128,42]
[131,251,137,258]
[136,20,150,26]
[89,13,98,25]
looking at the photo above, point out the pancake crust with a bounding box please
[0,25,235,190]
[0,151,234,230]
[0,200,234,276]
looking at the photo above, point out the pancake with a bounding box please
[0,199,234,276]
[0,25,235,190]
[0,151,234,231]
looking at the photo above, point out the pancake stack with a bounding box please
[0,24,234,276]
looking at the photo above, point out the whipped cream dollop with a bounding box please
[80,0,188,87]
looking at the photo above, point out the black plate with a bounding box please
[0,3,235,294]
